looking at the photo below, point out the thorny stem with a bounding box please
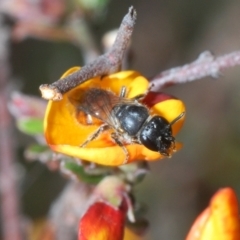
[151,51,240,90]
[0,17,23,240]
[39,6,137,101]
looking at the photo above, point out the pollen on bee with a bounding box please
[76,111,102,125]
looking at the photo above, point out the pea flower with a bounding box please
[44,67,185,166]
[78,176,131,240]
[186,188,240,240]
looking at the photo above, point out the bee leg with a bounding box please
[80,124,109,147]
[119,86,127,98]
[111,132,129,164]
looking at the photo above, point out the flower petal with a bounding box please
[44,68,149,148]
[44,67,185,165]
[50,142,182,166]
[124,228,142,240]
[186,188,240,240]
[152,99,186,136]
[78,201,127,240]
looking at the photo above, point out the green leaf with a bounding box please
[27,144,49,153]
[17,118,43,135]
[77,0,110,11]
[64,161,106,184]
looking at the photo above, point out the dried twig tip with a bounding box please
[39,84,63,101]
[123,6,136,28]
[129,6,137,20]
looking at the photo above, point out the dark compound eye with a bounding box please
[139,116,174,155]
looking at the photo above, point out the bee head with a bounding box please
[139,112,185,156]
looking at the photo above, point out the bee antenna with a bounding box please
[169,112,185,127]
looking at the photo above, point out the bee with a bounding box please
[69,86,185,164]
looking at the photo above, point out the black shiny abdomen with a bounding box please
[114,104,149,136]
[139,116,172,152]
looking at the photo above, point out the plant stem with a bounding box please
[39,7,137,101]
[151,51,240,90]
[0,16,23,240]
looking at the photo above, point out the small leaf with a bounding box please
[64,161,105,184]
[27,144,49,153]
[9,91,46,119]
[17,118,43,135]
[77,0,110,11]
[25,144,51,162]
[119,161,149,185]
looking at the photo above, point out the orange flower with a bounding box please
[79,207,142,240]
[79,203,142,240]
[44,67,185,166]
[78,176,130,240]
[78,201,127,240]
[124,228,142,240]
[186,188,240,240]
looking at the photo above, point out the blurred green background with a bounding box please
[2,0,240,239]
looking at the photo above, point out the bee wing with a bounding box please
[77,88,121,126]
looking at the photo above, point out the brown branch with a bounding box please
[39,6,137,101]
[151,51,240,90]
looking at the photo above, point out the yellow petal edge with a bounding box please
[44,67,185,166]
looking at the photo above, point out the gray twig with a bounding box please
[39,7,137,101]
[151,51,240,90]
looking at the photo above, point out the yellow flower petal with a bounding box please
[152,99,186,136]
[124,228,142,240]
[186,188,240,240]
[50,142,182,166]
[44,67,185,166]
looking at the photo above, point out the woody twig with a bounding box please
[151,51,240,90]
[39,7,137,101]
